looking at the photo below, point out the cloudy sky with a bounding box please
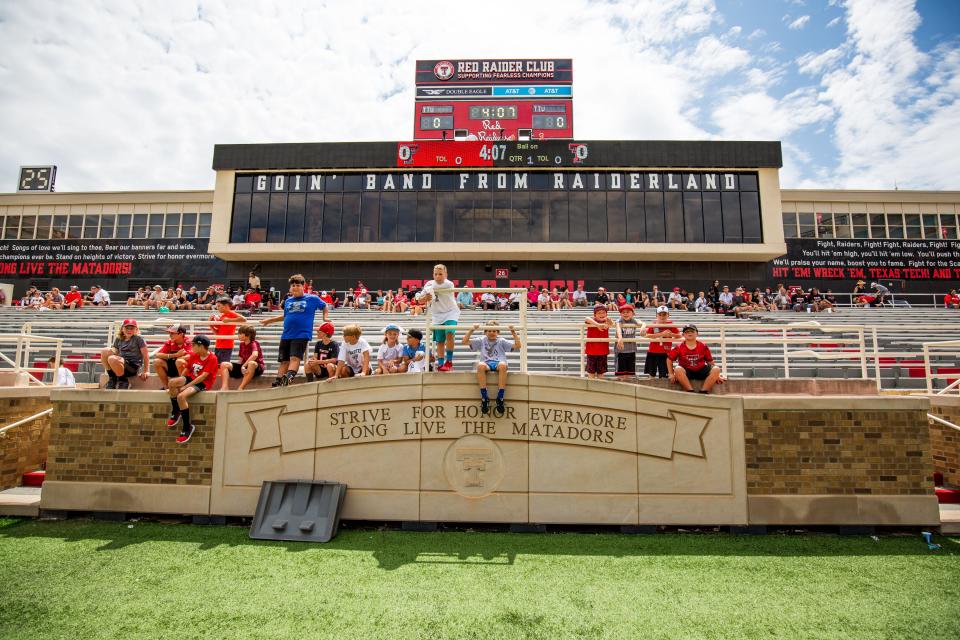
[0,0,957,192]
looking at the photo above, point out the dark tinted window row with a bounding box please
[230,189,763,244]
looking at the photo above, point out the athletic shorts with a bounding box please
[682,364,713,381]
[278,338,309,363]
[214,347,234,365]
[120,360,139,378]
[164,359,179,379]
[643,352,668,378]
[182,376,207,392]
[585,354,608,375]
[616,352,637,376]
[480,359,504,371]
[432,319,457,343]
[340,365,371,378]
[226,362,264,379]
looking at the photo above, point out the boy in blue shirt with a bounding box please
[260,273,329,387]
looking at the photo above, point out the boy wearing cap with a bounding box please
[614,304,640,376]
[152,324,192,389]
[668,325,723,394]
[219,324,264,391]
[376,324,404,375]
[401,329,427,373]
[167,334,217,444]
[644,306,680,378]
[100,318,149,389]
[305,322,339,382]
[89,285,111,307]
[584,305,615,379]
[462,321,521,416]
[64,286,84,309]
[262,274,329,386]
[668,287,684,310]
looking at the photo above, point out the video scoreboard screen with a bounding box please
[414,58,573,141]
[397,140,590,168]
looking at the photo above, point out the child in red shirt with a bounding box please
[167,334,218,444]
[584,305,615,379]
[667,324,723,394]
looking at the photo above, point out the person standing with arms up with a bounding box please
[416,264,460,371]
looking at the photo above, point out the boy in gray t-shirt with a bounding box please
[614,304,639,375]
[462,321,521,417]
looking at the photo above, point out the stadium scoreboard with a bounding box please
[16,165,57,192]
[414,58,573,141]
[397,140,589,168]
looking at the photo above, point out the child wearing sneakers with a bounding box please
[462,321,521,416]
[167,334,218,444]
[218,325,264,391]
[209,296,244,366]
[644,306,680,378]
[614,304,639,376]
[401,328,427,372]
[100,318,149,389]
[376,324,404,375]
[305,322,338,382]
[261,273,329,386]
[335,324,372,378]
[667,324,724,394]
[415,264,459,371]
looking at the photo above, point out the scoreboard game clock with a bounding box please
[397,141,590,168]
[17,166,57,192]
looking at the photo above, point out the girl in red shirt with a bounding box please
[667,324,724,394]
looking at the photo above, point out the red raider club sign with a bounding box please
[416,59,573,85]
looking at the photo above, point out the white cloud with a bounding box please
[788,15,811,30]
[796,47,846,75]
[826,16,841,28]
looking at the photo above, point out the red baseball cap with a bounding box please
[618,304,635,312]
[318,322,335,336]
[122,318,138,327]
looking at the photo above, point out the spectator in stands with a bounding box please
[718,286,734,313]
[508,290,524,311]
[572,284,588,307]
[622,287,636,305]
[694,291,711,313]
[852,279,868,301]
[197,285,219,310]
[261,274,330,386]
[550,287,563,311]
[127,287,146,306]
[65,285,84,309]
[152,324,192,390]
[381,289,394,312]
[319,290,335,308]
[219,324,264,391]
[808,287,832,312]
[791,287,808,312]
[409,289,424,316]
[870,282,890,306]
[416,264,460,371]
[181,286,201,310]
[401,328,427,373]
[20,286,39,307]
[773,288,791,310]
[644,306,679,378]
[345,287,356,308]
[708,280,721,308]
[305,279,314,294]
[684,292,697,311]
[649,285,666,307]
[209,296,244,366]
[639,290,652,309]
[526,285,539,308]
[230,288,245,308]
[240,288,261,312]
[48,356,75,387]
[376,323,404,375]
[614,304,639,376]
[481,290,498,311]
[248,271,261,291]
[145,285,164,310]
[945,289,960,309]
[824,289,838,308]
[101,318,148,389]
[393,288,409,314]
[356,289,371,310]
[305,322,338,382]
[166,334,216,445]
[463,320,521,416]
[89,285,111,306]
[561,286,574,309]
[584,305,614,379]
[335,324,372,378]
[732,287,751,318]
[668,324,723,394]
[48,288,65,309]
[595,287,616,311]
[536,288,551,311]
[668,287,684,310]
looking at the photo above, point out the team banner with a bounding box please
[416,59,573,85]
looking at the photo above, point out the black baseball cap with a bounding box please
[681,324,698,333]
[192,334,211,348]
[408,328,423,340]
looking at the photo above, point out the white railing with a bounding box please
[0,334,63,386]
[922,339,960,394]
[0,408,53,437]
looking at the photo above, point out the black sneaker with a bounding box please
[176,424,195,445]
[306,373,315,383]
[285,373,296,385]
[167,412,182,428]
[116,378,130,390]
[271,377,283,388]
[104,377,117,390]
[480,398,490,415]
[494,399,505,417]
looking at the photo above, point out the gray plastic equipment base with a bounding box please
[249,480,347,543]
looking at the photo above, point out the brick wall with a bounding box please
[0,392,53,489]
[745,407,933,495]
[47,397,215,485]
[929,399,960,486]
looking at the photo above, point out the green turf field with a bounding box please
[1,518,958,640]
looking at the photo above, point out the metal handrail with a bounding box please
[0,408,53,437]
[0,333,64,386]
[922,339,960,394]
[929,413,960,433]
